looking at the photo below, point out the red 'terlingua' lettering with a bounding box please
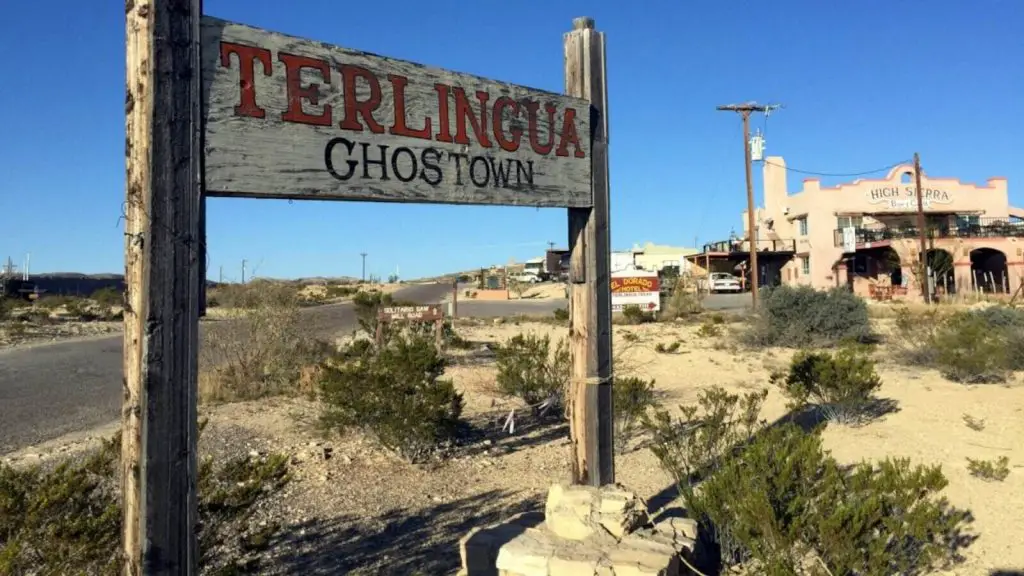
[217,42,586,159]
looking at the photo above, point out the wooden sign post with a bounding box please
[564,18,614,486]
[124,0,202,573]
[125,5,609,572]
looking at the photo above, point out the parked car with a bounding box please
[510,271,541,284]
[709,272,742,293]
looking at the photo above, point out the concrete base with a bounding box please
[457,484,700,576]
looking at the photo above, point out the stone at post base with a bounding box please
[458,484,701,576]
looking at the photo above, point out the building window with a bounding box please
[801,257,810,276]
[956,215,979,229]
[837,216,863,229]
[798,217,809,236]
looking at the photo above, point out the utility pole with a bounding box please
[241,259,247,284]
[218,265,223,283]
[717,102,779,310]
[360,252,368,282]
[548,241,556,251]
[914,152,930,304]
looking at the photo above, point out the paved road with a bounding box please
[0,284,750,453]
[0,282,453,453]
[703,292,753,312]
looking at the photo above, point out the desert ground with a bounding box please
[4,312,1022,575]
[0,281,406,349]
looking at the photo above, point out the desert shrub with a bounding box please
[663,288,703,319]
[926,312,1008,383]
[200,286,332,403]
[966,456,1010,482]
[621,305,655,325]
[325,284,357,299]
[34,295,76,310]
[896,305,1024,382]
[319,333,464,462]
[642,386,767,492]
[696,320,722,338]
[962,413,985,431]
[612,376,658,453]
[654,341,681,354]
[772,346,883,425]
[442,321,474,349]
[552,306,569,322]
[351,290,416,335]
[0,431,289,575]
[90,286,123,308]
[494,332,570,408]
[689,423,970,575]
[743,285,873,348]
[968,305,1024,370]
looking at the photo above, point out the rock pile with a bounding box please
[458,483,700,576]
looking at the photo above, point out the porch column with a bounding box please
[835,262,848,288]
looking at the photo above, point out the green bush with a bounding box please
[621,305,656,324]
[200,286,332,403]
[689,423,969,575]
[612,376,658,453]
[663,288,703,319]
[552,307,569,322]
[743,285,873,348]
[896,305,1024,382]
[319,333,465,462]
[930,312,1008,383]
[0,430,289,575]
[696,320,722,338]
[966,456,1010,482]
[90,287,123,308]
[772,346,883,425]
[351,290,417,336]
[645,385,971,574]
[642,386,767,490]
[654,341,681,354]
[494,333,570,409]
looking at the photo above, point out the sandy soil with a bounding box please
[4,318,1022,574]
[514,282,567,300]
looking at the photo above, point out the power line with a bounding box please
[762,158,911,178]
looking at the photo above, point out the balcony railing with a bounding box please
[833,217,1024,247]
[704,239,797,253]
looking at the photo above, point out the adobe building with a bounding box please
[691,156,1020,300]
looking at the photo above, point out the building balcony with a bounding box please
[703,239,797,254]
[834,217,1024,248]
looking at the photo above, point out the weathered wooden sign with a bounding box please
[378,304,444,322]
[126,8,610,571]
[376,304,445,348]
[201,17,593,208]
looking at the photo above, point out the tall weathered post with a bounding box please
[564,17,614,486]
[124,0,202,572]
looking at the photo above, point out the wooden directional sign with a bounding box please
[201,17,593,208]
[378,304,444,322]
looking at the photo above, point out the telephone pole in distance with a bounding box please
[716,101,780,310]
[360,252,368,282]
[913,152,930,303]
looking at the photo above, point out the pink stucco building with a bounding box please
[691,156,1020,300]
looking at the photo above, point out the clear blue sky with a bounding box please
[1,1,1020,281]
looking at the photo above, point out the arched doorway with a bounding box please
[970,248,1008,293]
[926,248,956,296]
